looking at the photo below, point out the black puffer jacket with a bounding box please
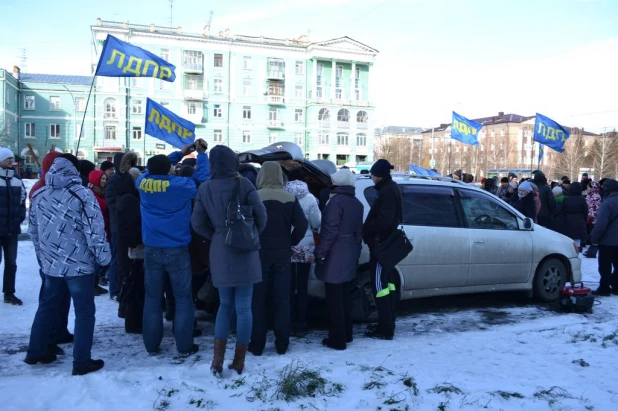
[533,172,556,226]
[362,176,402,249]
[561,182,588,240]
[0,167,26,236]
[116,170,141,248]
[105,152,136,233]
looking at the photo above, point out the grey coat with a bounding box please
[191,145,267,288]
[314,185,364,284]
[29,158,111,277]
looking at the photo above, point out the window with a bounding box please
[214,53,223,67]
[243,56,252,70]
[295,133,303,146]
[25,123,35,138]
[187,102,197,115]
[336,65,343,78]
[24,95,35,110]
[104,98,117,118]
[269,108,278,121]
[50,96,60,111]
[213,104,222,118]
[214,78,223,93]
[161,101,170,108]
[365,185,461,228]
[243,106,252,120]
[356,134,366,146]
[243,80,252,96]
[295,109,303,123]
[357,110,368,123]
[267,81,284,96]
[317,63,324,76]
[337,109,350,122]
[132,127,142,140]
[243,131,251,143]
[500,129,505,137]
[458,189,518,230]
[50,124,61,139]
[490,130,496,138]
[335,89,342,99]
[160,49,170,61]
[319,133,329,145]
[214,130,223,142]
[183,50,203,71]
[295,85,304,99]
[75,97,86,112]
[269,132,277,144]
[104,126,116,140]
[132,100,143,114]
[316,86,323,98]
[318,108,330,121]
[355,66,360,79]
[355,89,361,101]
[295,61,304,75]
[186,75,200,90]
[337,133,349,146]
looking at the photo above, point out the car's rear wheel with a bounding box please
[533,258,567,302]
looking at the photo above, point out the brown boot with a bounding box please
[210,339,227,376]
[228,344,249,375]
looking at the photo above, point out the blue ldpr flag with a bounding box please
[95,34,176,82]
[533,113,570,153]
[451,112,481,146]
[145,99,195,149]
[538,144,544,163]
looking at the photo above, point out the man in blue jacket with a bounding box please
[137,140,209,357]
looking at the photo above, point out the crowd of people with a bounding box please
[449,169,618,297]
[0,141,404,377]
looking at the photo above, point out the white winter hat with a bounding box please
[0,147,14,163]
[331,168,356,187]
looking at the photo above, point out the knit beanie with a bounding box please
[331,169,356,187]
[518,181,533,198]
[552,186,564,197]
[147,155,172,176]
[0,147,14,163]
[100,161,114,172]
[370,159,394,178]
[602,179,618,195]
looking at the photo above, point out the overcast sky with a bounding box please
[1,0,616,132]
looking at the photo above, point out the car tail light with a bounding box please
[573,242,580,255]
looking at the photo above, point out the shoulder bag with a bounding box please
[224,177,260,252]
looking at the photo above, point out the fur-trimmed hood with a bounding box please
[119,152,138,174]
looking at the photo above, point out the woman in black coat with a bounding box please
[314,169,364,350]
[514,181,537,220]
[561,182,589,251]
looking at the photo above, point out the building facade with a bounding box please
[90,19,378,167]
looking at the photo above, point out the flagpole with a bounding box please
[75,76,96,156]
[537,143,542,171]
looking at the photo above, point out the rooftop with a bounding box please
[376,126,425,135]
[20,73,92,86]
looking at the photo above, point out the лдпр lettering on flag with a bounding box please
[95,34,176,82]
[145,99,195,149]
[451,112,482,146]
[533,113,570,153]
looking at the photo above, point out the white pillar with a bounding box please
[350,61,356,101]
[366,64,371,102]
[312,58,317,99]
[331,59,337,100]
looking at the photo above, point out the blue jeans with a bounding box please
[107,232,120,298]
[1,235,18,294]
[216,286,253,344]
[27,274,96,368]
[38,269,71,343]
[143,247,194,353]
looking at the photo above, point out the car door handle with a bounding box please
[474,241,486,244]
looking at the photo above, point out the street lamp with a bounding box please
[62,85,77,155]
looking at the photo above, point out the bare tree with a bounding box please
[374,133,412,172]
[588,131,618,179]
[555,128,587,180]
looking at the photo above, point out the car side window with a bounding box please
[458,189,519,230]
[363,186,377,207]
[400,185,461,227]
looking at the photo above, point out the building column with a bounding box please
[366,63,371,102]
[331,59,337,100]
[350,61,356,101]
[312,58,317,98]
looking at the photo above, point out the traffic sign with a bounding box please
[429,159,436,169]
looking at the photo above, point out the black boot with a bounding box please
[72,359,105,376]
[24,353,57,365]
[4,293,23,305]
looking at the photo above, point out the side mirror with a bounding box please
[523,218,533,230]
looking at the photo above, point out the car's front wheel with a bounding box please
[533,258,567,302]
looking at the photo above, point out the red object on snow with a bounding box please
[560,283,594,313]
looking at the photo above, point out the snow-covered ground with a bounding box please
[1,243,617,411]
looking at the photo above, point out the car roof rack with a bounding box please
[358,173,469,186]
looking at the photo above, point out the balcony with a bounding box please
[267,70,285,80]
[267,95,285,105]
[183,63,204,73]
[266,120,284,129]
[357,122,368,130]
[186,112,205,124]
[184,89,208,101]
[337,121,350,129]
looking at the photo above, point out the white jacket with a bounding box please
[284,180,321,263]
